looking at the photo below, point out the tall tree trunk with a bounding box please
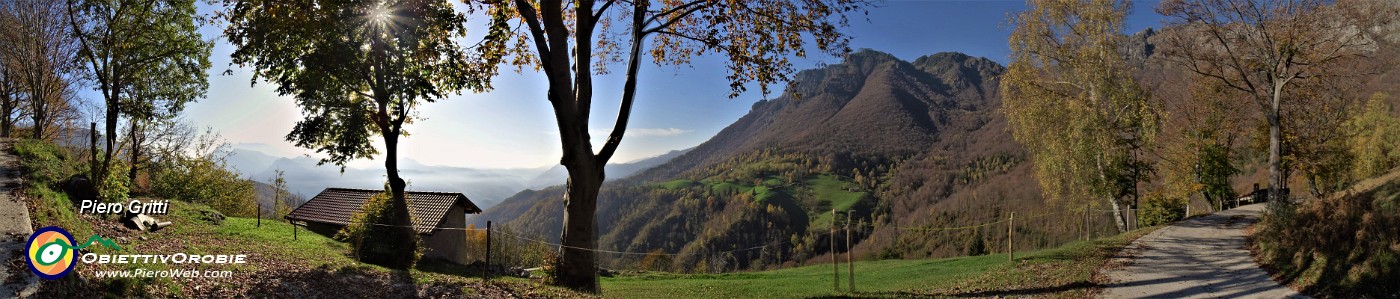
[0,70,11,138]
[101,95,119,184]
[550,82,603,292]
[532,0,645,292]
[30,73,59,139]
[557,156,602,292]
[1097,155,1128,233]
[1267,85,1284,209]
[30,93,47,139]
[1,86,12,138]
[128,118,140,189]
[1108,197,1127,232]
[1202,191,1217,213]
[382,131,418,270]
[0,98,11,138]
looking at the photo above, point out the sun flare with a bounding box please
[369,2,392,25]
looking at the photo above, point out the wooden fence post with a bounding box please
[846,212,853,293]
[89,122,97,179]
[292,220,297,240]
[1008,212,1015,262]
[1130,208,1136,230]
[486,221,492,281]
[831,209,838,292]
[257,204,262,228]
[1083,204,1089,241]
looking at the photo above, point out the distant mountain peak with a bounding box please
[1125,27,1158,65]
[912,52,1005,92]
[630,50,1007,182]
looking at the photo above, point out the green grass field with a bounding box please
[601,227,1157,298]
[806,174,866,228]
[807,174,864,211]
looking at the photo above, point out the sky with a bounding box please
[151,1,1166,170]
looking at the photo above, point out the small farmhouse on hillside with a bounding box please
[285,188,482,264]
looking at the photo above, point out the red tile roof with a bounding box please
[285,188,482,234]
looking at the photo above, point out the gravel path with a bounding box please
[0,139,39,297]
[1100,203,1306,299]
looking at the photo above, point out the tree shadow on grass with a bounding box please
[935,280,1099,298]
[415,258,486,278]
[803,280,1100,299]
[245,264,430,297]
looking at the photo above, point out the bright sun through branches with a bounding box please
[368,2,393,27]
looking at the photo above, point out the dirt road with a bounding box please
[1100,203,1306,298]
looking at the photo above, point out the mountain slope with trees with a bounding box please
[473,50,1067,271]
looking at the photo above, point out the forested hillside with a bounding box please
[472,50,1074,271]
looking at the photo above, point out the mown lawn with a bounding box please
[601,227,1157,299]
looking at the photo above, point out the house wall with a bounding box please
[423,204,469,264]
[305,222,345,238]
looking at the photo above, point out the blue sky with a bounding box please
[161,1,1165,169]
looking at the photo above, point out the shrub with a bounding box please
[335,190,422,269]
[636,249,673,272]
[11,139,73,186]
[540,251,559,285]
[1254,177,1400,297]
[147,144,255,217]
[464,224,553,269]
[99,162,130,202]
[1138,194,1186,227]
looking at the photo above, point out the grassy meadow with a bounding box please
[601,227,1158,298]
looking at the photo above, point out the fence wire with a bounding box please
[302,205,1144,259]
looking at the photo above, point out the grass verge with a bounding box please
[601,227,1157,298]
[1252,169,1400,298]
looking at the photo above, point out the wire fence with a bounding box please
[493,229,788,257]
[276,202,1163,292]
[298,205,1148,258]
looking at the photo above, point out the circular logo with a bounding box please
[26,226,77,280]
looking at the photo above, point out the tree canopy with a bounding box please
[67,0,212,184]
[2,0,81,139]
[1002,0,1157,232]
[1156,0,1388,202]
[221,0,505,269]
